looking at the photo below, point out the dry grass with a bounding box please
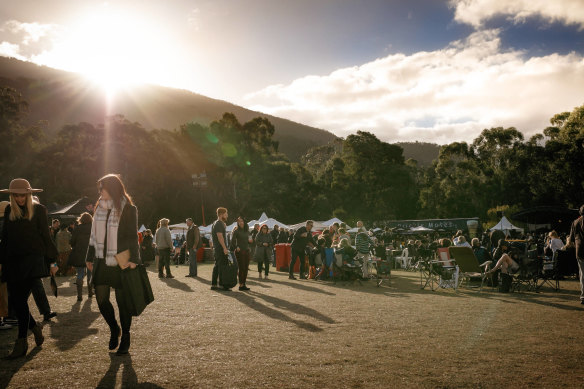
[1,263,583,389]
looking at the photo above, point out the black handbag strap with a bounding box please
[102,210,112,259]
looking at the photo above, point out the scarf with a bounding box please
[89,198,126,266]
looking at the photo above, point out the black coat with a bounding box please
[86,203,141,264]
[0,203,58,282]
[68,222,92,267]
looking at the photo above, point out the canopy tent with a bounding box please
[321,217,350,228]
[288,220,328,231]
[138,225,147,233]
[489,216,523,234]
[49,197,94,216]
[409,226,434,233]
[511,206,578,232]
[169,223,189,231]
[251,212,289,230]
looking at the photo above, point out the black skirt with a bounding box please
[92,258,122,289]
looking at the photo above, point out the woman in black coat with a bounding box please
[68,212,93,301]
[85,174,141,355]
[0,179,58,359]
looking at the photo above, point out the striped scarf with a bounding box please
[89,198,126,266]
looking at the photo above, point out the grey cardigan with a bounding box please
[254,232,273,262]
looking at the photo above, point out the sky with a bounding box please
[0,0,583,143]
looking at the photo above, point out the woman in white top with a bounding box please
[546,231,564,254]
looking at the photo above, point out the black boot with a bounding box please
[116,333,130,355]
[87,281,94,298]
[5,338,28,359]
[109,325,121,350]
[76,283,83,301]
[31,324,44,346]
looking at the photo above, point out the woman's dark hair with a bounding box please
[97,174,133,211]
[77,212,93,225]
[236,216,249,232]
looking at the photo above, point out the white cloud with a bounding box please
[2,20,59,45]
[244,30,584,144]
[450,0,584,29]
[0,41,24,60]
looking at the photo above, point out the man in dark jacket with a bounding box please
[289,220,315,280]
[567,205,584,305]
[185,218,200,278]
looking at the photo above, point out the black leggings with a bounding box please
[258,252,270,276]
[95,285,132,334]
[8,279,38,338]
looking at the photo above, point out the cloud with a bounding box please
[0,41,24,60]
[450,0,584,29]
[244,29,584,144]
[0,20,61,60]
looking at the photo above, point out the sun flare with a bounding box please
[41,4,184,93]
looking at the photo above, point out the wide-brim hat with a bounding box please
[0,178,43,194]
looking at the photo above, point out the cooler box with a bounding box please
[196,247,205,262]
[276,244,292,271]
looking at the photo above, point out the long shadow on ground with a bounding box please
[275,279,336,296]
[248,290,336,324]
[159,277,194,292]
[226,292,325,332]
[49,299,100,351]
[96,353,165,389]
[0,347,41,389]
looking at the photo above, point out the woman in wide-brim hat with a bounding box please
[0,178,59,359]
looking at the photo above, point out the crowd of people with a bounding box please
[1,175,583,361]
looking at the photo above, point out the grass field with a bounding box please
[1,263,583,389]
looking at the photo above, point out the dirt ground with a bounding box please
[1,262,583,389]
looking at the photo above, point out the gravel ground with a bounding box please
[1,262,583,388]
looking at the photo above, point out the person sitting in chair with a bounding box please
[487,240,519,276]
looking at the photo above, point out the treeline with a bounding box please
[1,86,583,227]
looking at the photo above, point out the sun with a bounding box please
[45,5,181,93]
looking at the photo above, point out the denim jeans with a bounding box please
[76,266,92,285]
[188,249,198,276]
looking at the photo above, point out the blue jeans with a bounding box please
[188,249,198,276]
[76,266,92,285]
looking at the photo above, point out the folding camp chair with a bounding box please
[448,247,492,292]
[420,249,458,291]
[333,251,364,286]
[536,251,560,291]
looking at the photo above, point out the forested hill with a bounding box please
[395,142,440,167]
[0,57,337,161]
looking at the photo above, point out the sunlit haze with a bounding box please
[1,0,583,143]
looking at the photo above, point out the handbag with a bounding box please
[115,249,131,268]
[120,265,154,316]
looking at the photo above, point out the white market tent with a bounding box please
[321,217,350,228]
[288,220,328,231]
[169,223,189,231]
[249,212,289,230]
[409,226,434,233]
[489,216,524,234]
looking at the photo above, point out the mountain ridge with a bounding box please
[0,56,337,161]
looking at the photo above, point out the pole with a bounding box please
[200,188,206,226]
